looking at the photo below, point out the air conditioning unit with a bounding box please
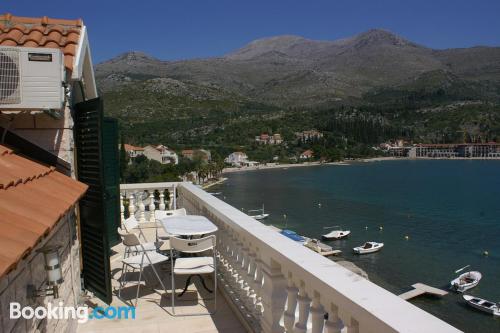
[0,46,65,111]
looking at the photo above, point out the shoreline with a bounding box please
[222,156,500,173]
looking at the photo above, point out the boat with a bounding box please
[280,230,306,244]
[304,238,332,253]
[450,271,482,292]
[322,227,351,240]
[249,204,270,220]
[463,295,500,316]
[353,242,384,254]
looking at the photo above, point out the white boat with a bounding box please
[249,204,270,220]
[450,271,482,292]
[353,242,384,254]
[304,238,333,253]
[463,295,500,316]
[322,229,351,240]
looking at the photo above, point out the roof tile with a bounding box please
[0,144,87,277]
[0,13,83,71]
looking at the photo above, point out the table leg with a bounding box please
[178,274,213,297]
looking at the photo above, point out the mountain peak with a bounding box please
[349,29,418,47]
[225,35,311,60]
[104,51,160,65]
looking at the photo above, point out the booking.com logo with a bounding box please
[10,302,135,323]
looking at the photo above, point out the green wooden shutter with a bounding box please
[74,97,119,304]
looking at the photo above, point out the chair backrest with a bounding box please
[117,227,141,247]
[154,208,187,221]
[123,215,139,232]
[170,235,215,254]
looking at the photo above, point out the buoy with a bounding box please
[365,226,368,230]
[283,214,287,219]
[318,203,322,208]
[405,235,409,240]
[379,226,383,231]
[483,251,489,256]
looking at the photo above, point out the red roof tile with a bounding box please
[0,144,88,277]
[123,144,144,151]
[0,13,82,71]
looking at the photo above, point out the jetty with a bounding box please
[399,283,448,300]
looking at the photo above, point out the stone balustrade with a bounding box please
[175,182,462,333]
[119,182,181,223]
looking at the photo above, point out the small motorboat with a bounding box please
[304,238,333,253]
[450,271,482,292]
[322,229,351,240]
[280,230,306,245]
[463,295,500,316]
[249,204,270,220]
[353,242,384,254]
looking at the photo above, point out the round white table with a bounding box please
[160,215,218,237]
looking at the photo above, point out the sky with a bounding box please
[4,0,500,63]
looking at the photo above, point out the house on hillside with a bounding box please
[296,130,323,142]
[122,143,144,159]
[225,151,248,166]
[144,144,179,164]
[0,13,120,333]
[255,133,283,145]
[300,149,314,160]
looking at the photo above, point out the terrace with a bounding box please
[79,181,461,333]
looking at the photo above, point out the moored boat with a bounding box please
[450,271,482,292]
[463,295,500,316]
[353,242,384,254]
[322,229,351,240]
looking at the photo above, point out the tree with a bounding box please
[119,136,128,181]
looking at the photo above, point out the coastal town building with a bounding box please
[143,144,179,164]
[181,148,211,162]
[122,143,144,159]
[300,149,314,160]
[255,133,283,145]
[225,151,248,166]
[296,130,324,142]
[406,143,500,159]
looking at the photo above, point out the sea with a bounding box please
[211,160,500,333]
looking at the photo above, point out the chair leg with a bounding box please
[171,259,175,315]
[135,265,143,308]
[118,263,128,299]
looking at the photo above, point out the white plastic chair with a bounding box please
[154,208,187,241]
[169,235,217,315]
[118,227,159,258]
[122,215,148,242]
[117,231,169,307]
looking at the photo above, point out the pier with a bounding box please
[399,283,448,300]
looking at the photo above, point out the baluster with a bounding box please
[253,255,264,317]
[343,317,359,333]
[129,193,136,218]
[283,273,298,332]
[120,194,125,222]
[149,192,156,222]
[138,192,146,223]
[246,251,258,311]
[240,244,254,309]
[310,291,325,333]
[260,259,287,333]
[159,191,166,210]
[294,281,311,333]
[324,303,343,333]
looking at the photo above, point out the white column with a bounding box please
[344,317,359,333]
[324,303,343,333]
[283,273,298,332]
[253,256,264,317]
[128,193,136,218]
[138,193,146,223]
[310,291,325,333]
[260,260,287,333]
[294,281,311,333]
[159,191,166,210]
[120,194,124,222]
[149,192,156,222]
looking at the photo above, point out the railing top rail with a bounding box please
[178,182,461,333]
[120,182,183,191]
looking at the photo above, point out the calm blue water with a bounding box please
[214,160,500,333]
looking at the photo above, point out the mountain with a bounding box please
[96,29,500,108]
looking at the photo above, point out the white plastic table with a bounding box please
[160,215,218,237]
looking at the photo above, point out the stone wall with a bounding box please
[0,209,82,333]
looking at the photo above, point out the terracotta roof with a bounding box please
[123,144,143,151]
[0,144,87,277]
[0,13,83,71]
